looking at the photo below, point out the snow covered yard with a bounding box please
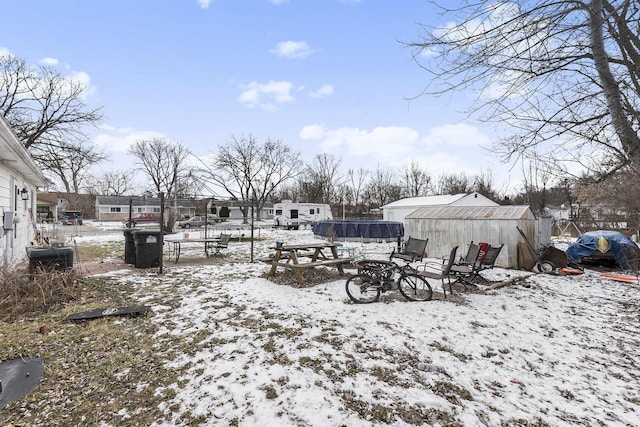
[82,224,640,426]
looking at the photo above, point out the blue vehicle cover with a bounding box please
[312,220,404,239]
[566,230,640,270]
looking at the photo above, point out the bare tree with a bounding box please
[364,166,402,210]
[435,172,473,195]
[401,161,432,197]
[38,141,107,193]
[129,138,191,198]
[575,169,640,229]
[199,135,303,222]
[0,54,103,183]
[86,170,137,196]
[299,154,343,204]
[410,0,640,179]
[173,170,205,198]
[346,167,369,216]
[472,169,501,202]
[519,160,553,215]
[273,182,303,204]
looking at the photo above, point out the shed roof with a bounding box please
[383,194,466,208]
[382,192,498,209]
[405,205,535,220]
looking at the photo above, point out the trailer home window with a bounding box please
[276,209,282,215]
[310,209,315,214]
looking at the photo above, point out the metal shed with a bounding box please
[404,205,551,268]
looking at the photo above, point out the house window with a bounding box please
[110,207,122,213]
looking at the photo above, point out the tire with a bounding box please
[541,262,554,273]
[184,224,191,229]
[398,274,433,301]
[345,274,380,304]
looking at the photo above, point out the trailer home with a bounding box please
[272,200,333,229]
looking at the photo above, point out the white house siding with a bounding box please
[0,167,33,264]
[405,205,547,268]
[0,115,48,265]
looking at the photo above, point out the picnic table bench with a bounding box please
[263,242,352,284]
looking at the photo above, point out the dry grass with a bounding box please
[0,265,183,425]
[0,266,82,322]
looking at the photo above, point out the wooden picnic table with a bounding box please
[164,237,221,263]
[265,242,352,284]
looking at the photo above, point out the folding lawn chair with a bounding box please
[209,233,231,257]
[449,241,482,290]
[391,236,429,264]
[451,243,504,288]
[417,246,459,299]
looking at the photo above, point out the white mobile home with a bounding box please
[271,200,333,229]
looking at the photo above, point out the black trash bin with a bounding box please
[123,228,135,264]
[28,246,74,273]
[133,230,163,268]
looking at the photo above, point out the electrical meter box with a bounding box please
[3,211,15,230]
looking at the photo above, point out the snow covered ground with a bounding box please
[71,221,640,426]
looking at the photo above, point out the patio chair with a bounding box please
[449,241,482,290]
[210,233,231,257]
[417,246,458,298]
[391,236,428,264]
[457,241,482,268]
[455,243,504,286]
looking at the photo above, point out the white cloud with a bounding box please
[238,80,295,110]
[40,57,59,66]
[420,123,491,148]
[309,84,333,98]
[299,123,494,179]
[271,41,314,59]
[94,126,165,154]
[419,47,438,58]
[299,124,326,140]
[0,47,13,58]
[197,0,213,9]
[300,125,419,160]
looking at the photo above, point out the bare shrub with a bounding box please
[0,265,83,321]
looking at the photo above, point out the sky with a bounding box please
[2,0,520,194]
[58,222,640,426]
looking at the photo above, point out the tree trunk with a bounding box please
[589,0,640,163]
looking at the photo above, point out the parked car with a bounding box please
[123,213,159,227]
[61,211,83,225]
[176,214,219,229]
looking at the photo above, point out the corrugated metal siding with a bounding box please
[405,206,540,268]
[406,205,534,220]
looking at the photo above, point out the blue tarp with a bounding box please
[566,230,640,270]
[313,220,404,239]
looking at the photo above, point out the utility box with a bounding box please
[133,230,162,268]
[3,211,14,230]
[28,246,74,273]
